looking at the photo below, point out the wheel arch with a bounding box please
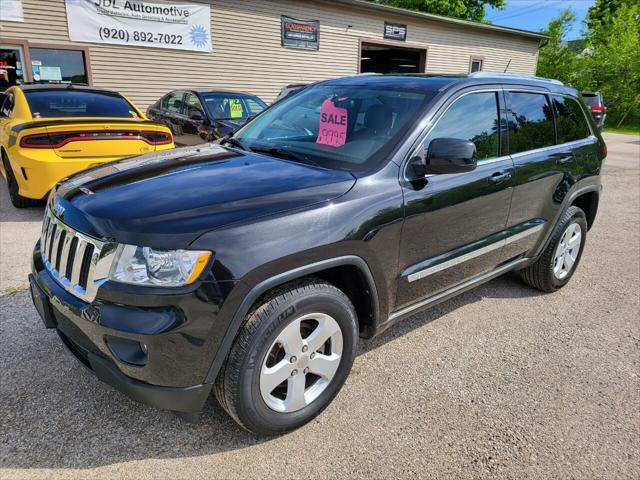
[532,184,600,261]
[204,255,380,384]
[570,190,599,229]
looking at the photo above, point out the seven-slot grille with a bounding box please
[40,208,110,302]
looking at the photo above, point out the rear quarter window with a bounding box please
[24,90,139,118]
[552,95,591,143]
[507,92,555,154]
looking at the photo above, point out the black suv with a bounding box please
[30,74,605,435]
[147,89,267,146]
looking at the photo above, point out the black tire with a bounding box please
[520,206,588,292]
[2,152,40,208]
[214,278,358,435]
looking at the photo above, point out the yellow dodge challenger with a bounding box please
[0,84,174,208]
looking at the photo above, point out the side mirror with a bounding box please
[425,137,477,174]
[188,110,205,122]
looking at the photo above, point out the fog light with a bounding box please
[105,336,148,366]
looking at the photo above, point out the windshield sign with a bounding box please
[234,84,434,171]
[202,93,267,121]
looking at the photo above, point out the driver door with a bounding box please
[396,88,515,309]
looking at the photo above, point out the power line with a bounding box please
[490,1,564,22]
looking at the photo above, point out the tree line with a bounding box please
[537,0,639,129]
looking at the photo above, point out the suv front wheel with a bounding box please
[214,278,358,435]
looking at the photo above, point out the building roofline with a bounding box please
[332,0,549,41]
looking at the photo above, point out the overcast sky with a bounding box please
[485,0,596,40]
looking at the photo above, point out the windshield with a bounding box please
[201,93,267,121]
[233,84,435,172]
[24,90,139,118]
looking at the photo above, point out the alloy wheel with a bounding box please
[260,313,343,413]
[553,222,582,280]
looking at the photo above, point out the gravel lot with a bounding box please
[1,133,638,479]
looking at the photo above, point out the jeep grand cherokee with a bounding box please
[30,73,605,435]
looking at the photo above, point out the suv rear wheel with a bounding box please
[520,206,588,292]
[214,278,358,435]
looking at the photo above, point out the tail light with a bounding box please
[589,105,605,113]
[603,144,608,158]
[20,131,173,148]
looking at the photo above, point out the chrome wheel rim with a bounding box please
[553,222,582,280]
[260,313,343,413]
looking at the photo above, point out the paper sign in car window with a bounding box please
[229,99,243,118]
[317,98,348,148]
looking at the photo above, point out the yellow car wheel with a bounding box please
[2,151,41,209]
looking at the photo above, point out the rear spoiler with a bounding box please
[12,119,167,134]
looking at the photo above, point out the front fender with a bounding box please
[202,255,379,384]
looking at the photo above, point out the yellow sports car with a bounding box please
[0,84,174,208]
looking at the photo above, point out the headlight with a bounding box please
[109,244,212,287]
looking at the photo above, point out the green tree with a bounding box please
[537,3,640,128]
[536,9,580,86]
[585,1,640,125]
[365,0,505,22]
[586,0,630,44]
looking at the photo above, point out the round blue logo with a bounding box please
[189,25,209,48]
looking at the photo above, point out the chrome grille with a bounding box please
[40,208,115,302]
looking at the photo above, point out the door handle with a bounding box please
[488,171,512,184]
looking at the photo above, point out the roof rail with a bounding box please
[468,72,564,85]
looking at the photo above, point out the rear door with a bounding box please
[397,88,514,307]
[502,89,577,260]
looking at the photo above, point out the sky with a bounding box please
[485,0,596,40]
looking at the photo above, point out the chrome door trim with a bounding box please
[391,257,531,323]
[406,223,544,283]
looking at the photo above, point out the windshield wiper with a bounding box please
[219,136,247,150]
[250,146,322,167]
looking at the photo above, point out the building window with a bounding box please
[469,57,483,73]
[29,47,88,84]
[0,44,27,88]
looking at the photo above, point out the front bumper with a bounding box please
[29,241,231,414]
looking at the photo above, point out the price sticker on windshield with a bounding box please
[229,99,244,118]
[317,97,348,148]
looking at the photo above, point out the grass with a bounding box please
[604,125,640,136]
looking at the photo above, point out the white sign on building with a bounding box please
[64,0,212,52]
[0,0,24,22]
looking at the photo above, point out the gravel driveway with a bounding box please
[1,133,638,479]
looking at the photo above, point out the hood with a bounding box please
[53,143,355,248]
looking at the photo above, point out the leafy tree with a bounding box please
[364,0,505,22]
[584,1,640,125]
[586,0,629,44]
[536,9,581,86]
[537,2,640,128]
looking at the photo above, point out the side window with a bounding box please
[552,95,591,143]
[161,91,184,114]
[507,92,555,154]
[245,98,266,115]
[1,92,14,117]
[422,91,500,161]
[184,93,205,117]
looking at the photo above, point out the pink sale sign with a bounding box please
[316,98,348,148]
